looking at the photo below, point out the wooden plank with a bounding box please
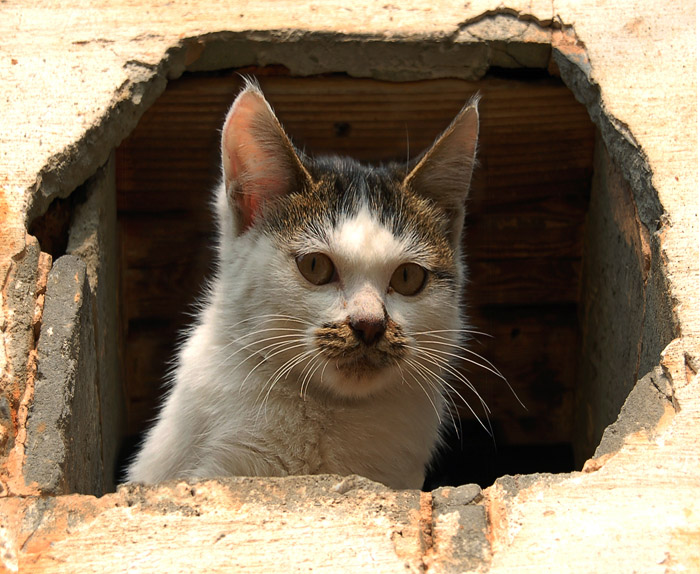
[119,214,215,268]
[466,259,581,306]
[117,73,594,209]
[464,198,587,260]
[123,321,176,434]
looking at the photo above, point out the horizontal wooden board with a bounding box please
[467,259,582,306]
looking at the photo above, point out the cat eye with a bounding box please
[390,263,427,296]
[296,252,336,285]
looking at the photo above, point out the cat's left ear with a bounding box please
[222,82,311,233]
[403,99,479,247]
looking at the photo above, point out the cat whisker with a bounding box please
[395,358,441,419]
[217,331,304,363]
[319,358,331,387]
[415,336,525,410]
[414,348,491,412]
[408,348,492,436]
[255,348,317,422]
[219,333,307,376]
[265,347,315,392]
[415,333,503,372]
[410,328,495,340]
[239,341,310,393]
[210,325,308,367]
[414,341,506,382]
[225,313,316,331]
[300,354,326,401]
[402,356,461,438]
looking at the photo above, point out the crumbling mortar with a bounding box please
[449,8,556,42]
[419,490,434,571]
[23,45,179,227]
[650,370,680,413]
[3,252,52,494]
[553,45,663,230]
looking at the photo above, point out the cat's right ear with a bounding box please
[403,98,479,247]
[222,82,310,234]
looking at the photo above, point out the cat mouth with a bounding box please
[315,319,408,378]
[331,354,391,376]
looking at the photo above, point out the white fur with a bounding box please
[127,196,463,489]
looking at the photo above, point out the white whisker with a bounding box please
[396,358,444,427]
[239,341,309,393]
[404,356,464,438]
[255,348,317,422]
[409,349,492,436]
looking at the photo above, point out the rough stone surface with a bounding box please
[574,137,676,463]
[594,365,677,459]
[66,155,123,491]
[428,484,490,573]
[0,1,697,572]
[23,255,103,496]
[0,235,42,458]
[7,475,426,573]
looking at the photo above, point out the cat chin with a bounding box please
[311,361,401,400]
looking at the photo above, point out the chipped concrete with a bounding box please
[427,484,491,573]
[0,0,697,572]
[66,155,123,492]
[23,256,103,496]
[7,476,427,573]
[594,366,678,459]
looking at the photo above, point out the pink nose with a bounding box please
[350,316,387,346]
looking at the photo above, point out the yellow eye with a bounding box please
[390,263,427,296]
[296,253,336,285]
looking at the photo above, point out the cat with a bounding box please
[127,80,479,490]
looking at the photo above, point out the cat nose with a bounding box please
[350,316,387,346]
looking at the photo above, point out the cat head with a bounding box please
[216,80,478,400]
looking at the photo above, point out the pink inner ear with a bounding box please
[222,90,292,231]
[222,92,258,184]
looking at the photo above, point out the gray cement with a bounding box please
[574,137,675,464]
[430,483,490,573]
[67,155,123,492]
[0,237,42,459]
[594,366,677,459]
[23,255,104,496]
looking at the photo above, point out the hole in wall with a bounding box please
[25,50,675,494]
[113,67,596,488]
[29,184,90,260]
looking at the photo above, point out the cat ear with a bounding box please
[403,99,479,246]
[222,82,310,233]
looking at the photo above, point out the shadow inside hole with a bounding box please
[424,421,575,490]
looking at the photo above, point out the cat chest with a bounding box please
[261,394,439,480]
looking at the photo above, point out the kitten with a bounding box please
[127,81,479,490]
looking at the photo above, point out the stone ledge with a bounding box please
[0,475,489,573]
[23,255,103,497]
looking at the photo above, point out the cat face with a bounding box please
[217,81,478,400]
